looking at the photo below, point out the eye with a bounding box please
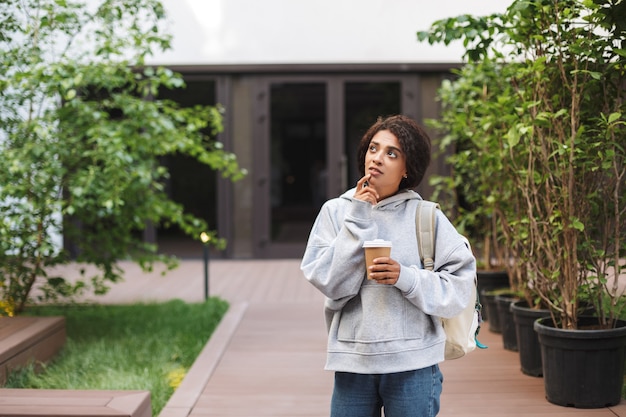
[387,150,398,158]
[369,144,377,152]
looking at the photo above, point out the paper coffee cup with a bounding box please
[362,239,392,278]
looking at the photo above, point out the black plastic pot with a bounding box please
[476,270,509,321]
[496,292,520,351]
[534,317,626,408]
[511,300,550,377]
[476,269,509,295]
[481,288,503,333]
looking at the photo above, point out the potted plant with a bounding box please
[419,0,626,407]
[426,57,520,326]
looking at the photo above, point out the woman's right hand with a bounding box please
[354,175,379,205]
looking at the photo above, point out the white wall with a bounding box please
[148,0,509,65]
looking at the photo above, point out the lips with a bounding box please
[368,167,383,176]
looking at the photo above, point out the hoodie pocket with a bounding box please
[336,285,426,343]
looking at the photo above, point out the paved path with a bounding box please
[48,260,626,417]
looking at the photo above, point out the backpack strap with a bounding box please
[416,200,488,353]
[415,200,439,271]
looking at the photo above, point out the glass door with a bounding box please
[253,76,413,258]
[270,82,327,246]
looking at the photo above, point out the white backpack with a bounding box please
[415,200,486,360]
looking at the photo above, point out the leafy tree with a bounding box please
[419,0,626,329]
[0,0,245,315]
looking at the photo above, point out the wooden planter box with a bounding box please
[0,317,152,416]
[0,316,66,385]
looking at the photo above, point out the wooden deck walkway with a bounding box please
[47,259,626,417]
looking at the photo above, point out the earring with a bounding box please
[403,174,408,179]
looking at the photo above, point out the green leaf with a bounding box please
[608,112,621,124]
[506,125,520,147]
[589,71,602,80]
[572,219,584,232]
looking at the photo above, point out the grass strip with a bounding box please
[5,298,228,415]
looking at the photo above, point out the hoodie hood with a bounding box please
[340,187,423,210]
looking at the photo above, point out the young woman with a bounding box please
[301,115,476,417]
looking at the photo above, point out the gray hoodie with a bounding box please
[301,188,476,374]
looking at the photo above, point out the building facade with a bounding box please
[146,1,506,259]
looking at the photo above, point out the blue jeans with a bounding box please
[330,366,443,417]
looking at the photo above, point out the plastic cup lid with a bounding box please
[362,239,392,248]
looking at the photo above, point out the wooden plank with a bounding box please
[0,318,36,338]
[0,389,151,417]
[191,302,333,417]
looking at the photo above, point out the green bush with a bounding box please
[0,0,245,316]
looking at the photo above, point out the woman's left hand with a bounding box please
[368,257,401,285]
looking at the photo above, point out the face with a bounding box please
[364,130,407,200]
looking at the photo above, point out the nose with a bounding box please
[372,150,383,164]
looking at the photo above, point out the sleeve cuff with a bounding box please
[349,198,373,220]
[395,266,417,294]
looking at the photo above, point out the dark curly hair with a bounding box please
[357,115,432,189]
